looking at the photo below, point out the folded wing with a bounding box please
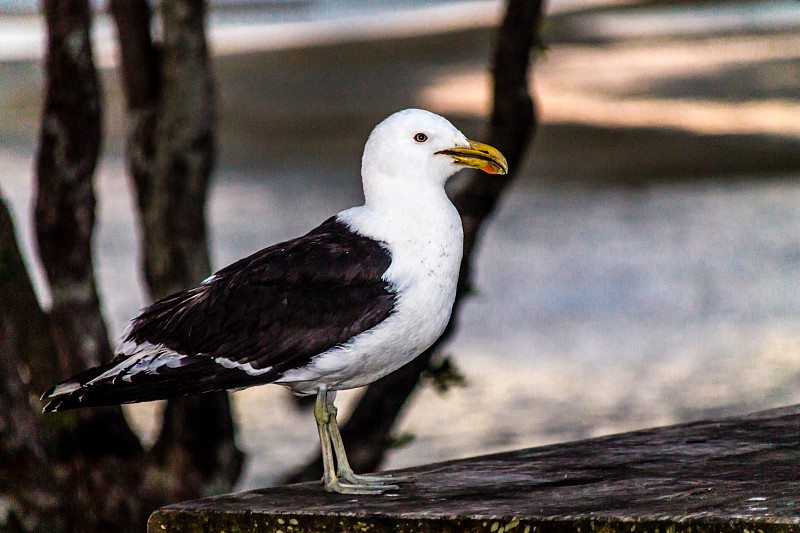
[42,217,396,412]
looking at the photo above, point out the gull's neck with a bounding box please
[340,171,462,248]
[362,170,448,209]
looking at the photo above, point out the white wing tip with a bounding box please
[214,356,273,376]
[50,382,81,397]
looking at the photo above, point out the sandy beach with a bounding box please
[1,1,799,490]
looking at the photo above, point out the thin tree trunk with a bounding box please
[35,0,109,377]
[34,0,142,459]
[286,0,546,482]
[131,0,215,297]
[109,0,243,501]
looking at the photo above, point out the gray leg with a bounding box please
[325,400,412,486]
[313,387,339,491]
[313,386,387,494]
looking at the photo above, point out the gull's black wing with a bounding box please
[42,217,395,411]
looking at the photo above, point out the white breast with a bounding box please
[277,185,463,394]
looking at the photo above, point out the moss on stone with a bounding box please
[148,511,800,533]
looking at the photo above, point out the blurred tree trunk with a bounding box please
[1,188,146,533]
[36,0,107,377]
[0,0,241,530]
[34,0,141,461]
[109,0,243,501]
[286,0,546,483]
[0,193,62,532]
[0,1,149,530]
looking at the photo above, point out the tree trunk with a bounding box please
[34,0,142,460]
[0,194,62,533]
[109,0,243,501]
[26,2,154,531]
[0,197,59,399]
[0,0,242,530]
[35,0,109,378]
[286,0,547,483]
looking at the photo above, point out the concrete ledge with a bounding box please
[149,405,800,533]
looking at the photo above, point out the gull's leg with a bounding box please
[313,386,339,491]
[325,394,412,486]
[313,386,384,495]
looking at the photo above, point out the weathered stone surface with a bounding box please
[149,405,800,533]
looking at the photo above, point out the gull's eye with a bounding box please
[414,132,428,143]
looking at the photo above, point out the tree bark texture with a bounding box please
[0,194,59,399]
[2,190,149,532]
[0,194,61,533]
[286,0,547,483]
[114,0,215,297]
[109,0,243,501]
[0,0,240,530]
[35,0,110,378]
[34,0,142,458]
[20,2,153,531]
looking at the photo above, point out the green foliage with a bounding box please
[424,356,468,396]
[461,282,479,299]
[40,411,80,435]
[385,431,415,450]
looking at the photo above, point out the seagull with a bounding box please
[41,108,508,494]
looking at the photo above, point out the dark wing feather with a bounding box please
[42,217,395,411]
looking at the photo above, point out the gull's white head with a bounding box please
[361,109,507,200]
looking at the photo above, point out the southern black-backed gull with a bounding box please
[41,108,508,494]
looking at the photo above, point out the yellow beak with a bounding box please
[435,139,508,175]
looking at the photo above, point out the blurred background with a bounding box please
[2,0,799,491]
